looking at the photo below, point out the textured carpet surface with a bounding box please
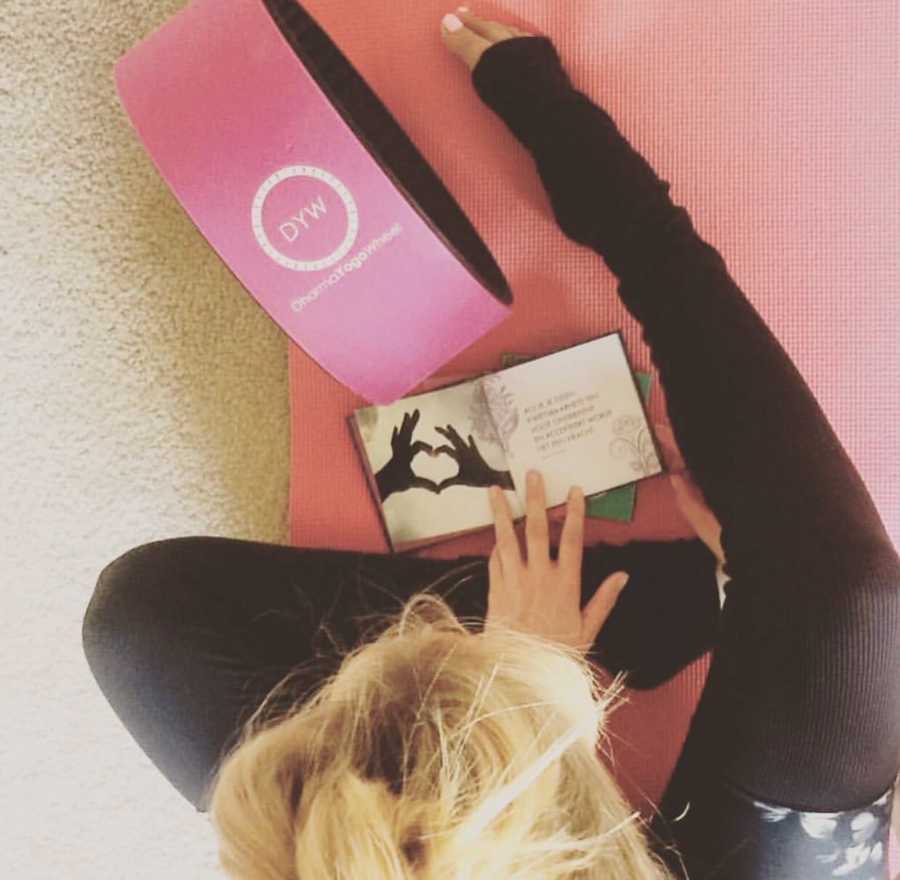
[3,1,289,876]
[2,0,897,877]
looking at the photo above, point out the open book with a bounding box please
[348,332,666,552]
[501,353,654,524]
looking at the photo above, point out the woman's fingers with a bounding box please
[524,470,550,561]
[581,571,630,645]
[485,545,508,631]
[557,485,586,579]
[653,421,686,472]
[488,485,522,575]
[670,472,726,563]
[488,544,503,585]
[440,20,492,72]
[453,8,517,42]
[654,420,725,562]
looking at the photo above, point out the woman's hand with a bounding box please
[485,470,630,654]
[654,422,726,565]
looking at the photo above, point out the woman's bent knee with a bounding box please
[82,537,214,663]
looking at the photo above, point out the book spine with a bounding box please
[346,413,396,552]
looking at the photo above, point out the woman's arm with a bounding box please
[468,33,900,875]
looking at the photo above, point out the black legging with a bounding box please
[83,36,900,879]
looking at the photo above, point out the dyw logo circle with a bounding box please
[251,165,359,272]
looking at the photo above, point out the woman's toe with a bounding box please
[453,8,518,43]
[440,13,493,71]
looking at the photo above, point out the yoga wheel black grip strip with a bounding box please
[262,0,512,305]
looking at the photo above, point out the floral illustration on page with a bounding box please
[467,382,503,448]
[479,376,519,455]
[609,414,660,476]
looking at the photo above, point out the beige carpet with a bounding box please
[2,2,289,875]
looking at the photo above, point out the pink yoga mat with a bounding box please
[287,0,899,855]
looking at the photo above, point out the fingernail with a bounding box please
[617,574,630,589]
[527,469,538,485]
[568,485,582,501]
[442,13,463,31]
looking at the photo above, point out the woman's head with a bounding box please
[207,582,675,879]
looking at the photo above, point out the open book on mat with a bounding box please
[348,332,666,552]
[501,353,654,525]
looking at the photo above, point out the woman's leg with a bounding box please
[470,35,900,815]
[82,532,717,811]
[82,536,484,811]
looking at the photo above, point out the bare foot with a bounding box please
[440,6,536,72]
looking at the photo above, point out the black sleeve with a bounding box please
[470,35,900,879]
[81,534,718,810]
[580,536,723,690]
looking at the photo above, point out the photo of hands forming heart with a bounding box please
[374,408,514,503]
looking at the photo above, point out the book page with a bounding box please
[353,379,524,549]
[482,333,663,509]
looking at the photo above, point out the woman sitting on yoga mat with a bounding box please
[82,8,900,879]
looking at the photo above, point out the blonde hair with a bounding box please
[207,564,677,880]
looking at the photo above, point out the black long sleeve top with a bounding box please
[470,34,900,880]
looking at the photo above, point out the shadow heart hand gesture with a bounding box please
[372,413,515,502]
[432,424,514,492]
[374,409,443,502]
